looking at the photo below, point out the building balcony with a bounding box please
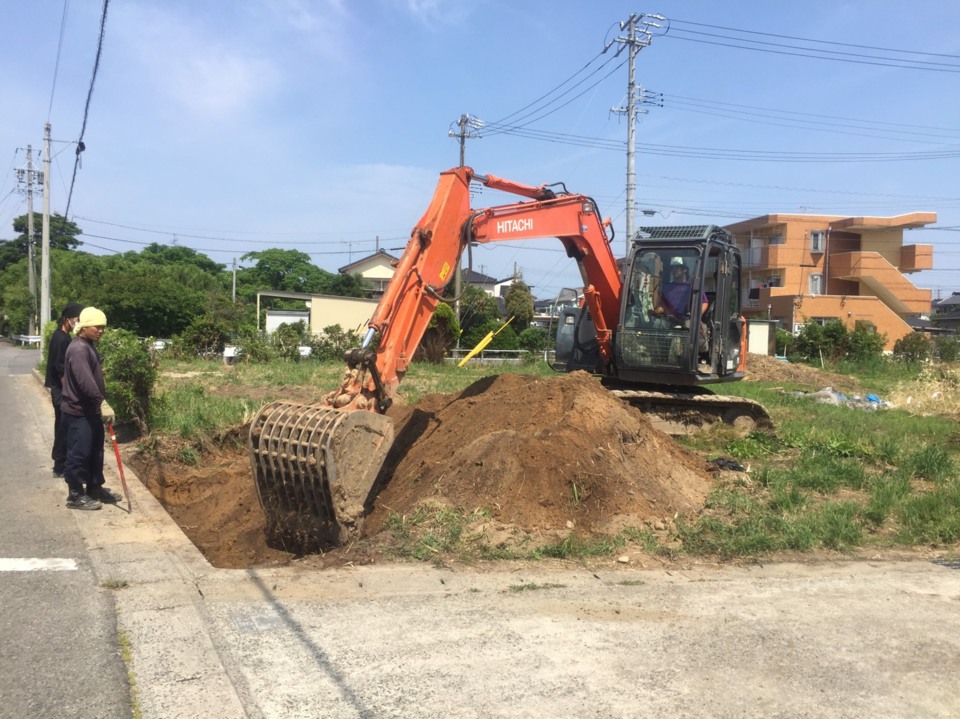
[899,244,933,273]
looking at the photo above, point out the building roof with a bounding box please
[338,249,399,274]
[724,212,936,233]
[461,268,498,284]
[934,293,960,308]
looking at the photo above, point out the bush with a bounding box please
[418,302,459,363]
[271,321,307,361]
[175,316,231,359]
[234,329,277,363]
[789,319,885,365]
[305,324,363,362]
[518,327,549,354]
[934,335,960,362]
[845,322,886,362]
[775,327,794,357]
[893,332,932,363]
[98,329,159,434]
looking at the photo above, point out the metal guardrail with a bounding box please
[13,334,42,347]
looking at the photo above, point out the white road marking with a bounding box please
[0,558,78,571]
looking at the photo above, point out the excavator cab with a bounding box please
[556,225,747,386]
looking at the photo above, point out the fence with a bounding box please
[444,348,555,366]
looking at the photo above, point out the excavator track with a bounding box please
[607,387,773,437]
[248,401,395,551]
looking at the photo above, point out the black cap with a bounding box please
[60,302,84,320]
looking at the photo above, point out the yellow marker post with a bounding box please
[458,317,514,367]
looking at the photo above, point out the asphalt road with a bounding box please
[1,339,959,718]
[0,341,129,719]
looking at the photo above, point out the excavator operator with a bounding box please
[653,257,708,324]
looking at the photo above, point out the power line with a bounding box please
[46,0,71,120]
[664,26,960,73]
[671,18,960,61]
[63,0,110,221]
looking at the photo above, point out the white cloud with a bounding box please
[112,3,280,120]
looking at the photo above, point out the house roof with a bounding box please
[338,249,399,274]
[934,293,960,308]
[461,268,498,284]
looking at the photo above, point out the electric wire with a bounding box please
[46,0,71,120]
[62,0,110,222]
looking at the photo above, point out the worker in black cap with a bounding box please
[44,302,85,476]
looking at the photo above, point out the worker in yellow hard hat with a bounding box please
[60,307,122,510]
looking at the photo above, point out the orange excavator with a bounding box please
[248,166,769,550]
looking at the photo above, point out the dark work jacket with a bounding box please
[61,336,106,417]
[44,327,72,389]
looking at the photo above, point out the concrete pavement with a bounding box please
[3,339,960,718]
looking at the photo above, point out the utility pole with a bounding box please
[40,122,52,338]
[232,257,237,302]
[608,13,665,256]
[447,114,483,348]
[25,146,38,334]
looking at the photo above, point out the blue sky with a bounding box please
[1,0,958,302]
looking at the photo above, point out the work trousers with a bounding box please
[50,386,67,473]
[62,412,106,496]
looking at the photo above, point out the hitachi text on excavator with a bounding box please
[248,166,770,551]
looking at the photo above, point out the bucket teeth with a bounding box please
[248,402,395,551]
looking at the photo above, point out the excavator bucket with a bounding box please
[248,401,395,550]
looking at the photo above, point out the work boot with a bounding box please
[67,493,102,510]
[87,486,123,504]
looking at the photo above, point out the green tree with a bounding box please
[239,249,332,294]
[503,280,534,331]
[0,213,82,272]
[321,271,369,298]
[457,285,501,339]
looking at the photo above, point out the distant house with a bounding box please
[460,268,499,295]
[931,292,960,334]
[532,287,582,332]
[338,249,400,299]
[724,212,936,350]
[254,289,378,338]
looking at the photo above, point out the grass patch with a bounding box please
[118,628,142,719]
[508,582,566,592]
[100,577,129,590]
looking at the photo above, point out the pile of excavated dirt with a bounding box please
[745,353,862,393]
[126,371,714,569]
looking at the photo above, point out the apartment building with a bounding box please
[724,212,935,349]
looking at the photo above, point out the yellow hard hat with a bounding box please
[76,307,107,329]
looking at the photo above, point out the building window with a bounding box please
[808,273,823,295]
[810,230,825,253]
[770,234,785,245]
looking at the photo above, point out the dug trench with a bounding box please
[124,370,747,570]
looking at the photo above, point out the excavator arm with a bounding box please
[323,165,622,414]
[249,166,621,551]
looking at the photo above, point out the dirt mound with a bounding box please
[127,371,714,569]
[366,371,711,536]
[745,353,862,392]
